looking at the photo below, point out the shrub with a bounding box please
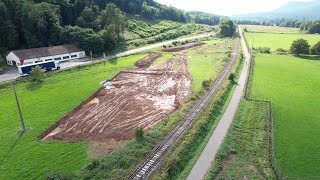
[228,73,236,83]
[256,47,271,54]
[29,65,46,82]
[275,48,288,55]
[290,39,310,55]
[202,80,211,90]
[311,41,320,55]
[135,127,144,141]
[244,28,248,32]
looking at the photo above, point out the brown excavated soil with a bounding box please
[162,42,205,52]
[135,53,161,68]
[42,54,191,143]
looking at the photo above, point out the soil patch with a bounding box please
[162,42,205,52]
[134,53,161,68]
[42,54,191,144]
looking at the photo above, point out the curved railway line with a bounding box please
[128,38,239,180]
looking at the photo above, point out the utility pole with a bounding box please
[251,38,254,56]
[224,39,227,54]
[11,82,26,132]
[90,51,93,59]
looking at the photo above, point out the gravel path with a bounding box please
[0,33,212,83]
[186,28,251,180]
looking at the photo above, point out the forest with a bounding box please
[0,0,221,58]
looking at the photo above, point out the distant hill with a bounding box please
[233,0,320,20]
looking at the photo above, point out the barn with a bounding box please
[6,45,86,67]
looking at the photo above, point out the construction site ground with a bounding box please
[43,51,194,144]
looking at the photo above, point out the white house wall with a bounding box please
[6,52,20,66]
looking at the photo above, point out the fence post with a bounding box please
[11,81,26,132]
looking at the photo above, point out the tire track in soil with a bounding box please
[42,54,192,144]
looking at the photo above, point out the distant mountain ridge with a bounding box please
[233,0,320,20]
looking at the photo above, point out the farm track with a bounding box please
[128,39,239,180]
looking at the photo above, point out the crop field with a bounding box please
[206,100,275,179]
[0,38,230,179]
[249,53,320,178]
[244,32,320,51]
[241,25,300,34]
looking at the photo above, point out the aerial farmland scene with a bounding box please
[0,0,319,180]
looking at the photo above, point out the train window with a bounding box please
[54,57,61,60]
[35,60,43,63]
[71,55,77,58]
[63,56,69,59]
[45,59,52,61]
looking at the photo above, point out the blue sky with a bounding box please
[155,0,313,16]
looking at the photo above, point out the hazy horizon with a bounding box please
[155,0,315,16]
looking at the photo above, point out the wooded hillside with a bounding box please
[0,0,220,56]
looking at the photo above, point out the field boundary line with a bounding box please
[242,29,286,179]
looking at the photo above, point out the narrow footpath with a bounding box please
[186,28,251,180]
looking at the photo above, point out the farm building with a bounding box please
[6,45,86,67]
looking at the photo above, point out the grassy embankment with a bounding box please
[151,39,244,180]
[125,19,213,49]
[0,37,228,179]
[206,99,275,179]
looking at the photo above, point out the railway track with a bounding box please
[128,39,239,180]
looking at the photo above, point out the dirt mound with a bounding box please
[134,54,161,68]
[42,54,191,143]
[162,42,205,52]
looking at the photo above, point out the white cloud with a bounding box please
[155,0,313,16]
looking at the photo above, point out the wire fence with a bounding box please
[242,31,287,179]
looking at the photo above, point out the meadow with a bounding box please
[206,100,275,179]
[241,25,300,34]
[249,53,320,178]
[0,38,229,179]
[244,32,320,51]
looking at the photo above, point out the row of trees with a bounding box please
[235,18,320,34]
[290,39,320,55]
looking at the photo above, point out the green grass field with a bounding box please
[241,25,300,34]
[244,32,320,51]
[250,53,320,178]
[187,38,232,92]
[206,100,275,179]
[0,54,147,179]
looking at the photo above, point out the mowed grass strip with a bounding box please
[0,54,147,179]
[250,54,320,178]
[206,100,275,179]
[241,25,300,34]
[244,32,320,51]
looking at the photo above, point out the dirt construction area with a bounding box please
[43,54,192,143]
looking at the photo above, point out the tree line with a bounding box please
[235,18,320,34]
[0,0,223,58]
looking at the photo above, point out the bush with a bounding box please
[256,47,271,54]
[228,73,236,83]
[202,80,211,90]
[29,65,46,82]
[290,39,310,55]
[275,48,288,55]
[135,127,144,141]
[311,41,320,55]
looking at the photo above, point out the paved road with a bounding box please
[0,33,212,83]
[186,28,251,180]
